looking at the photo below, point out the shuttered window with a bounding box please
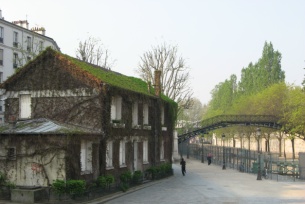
[20,94,31,119]
[80,140,93,174]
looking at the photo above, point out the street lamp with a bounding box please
[201,137,204,163]
[222,133,226,170]
[257,128,262,180]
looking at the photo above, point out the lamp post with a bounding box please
[222,133,226,170]
[257,128,262,180]
[201,137,204,163]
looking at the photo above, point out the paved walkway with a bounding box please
[88,158,305,204]
[1,158,304,204]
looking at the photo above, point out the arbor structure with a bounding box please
[137,43,193,113]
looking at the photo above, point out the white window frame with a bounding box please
[19,94,31,119]
[106,141,113,168]
[143,140,148,163]
[132,102,138,127]
[119,140,126,166]
[160,139,164,160]
[143,103,149,125]
[80,140,93,174]
[111,96,122,121]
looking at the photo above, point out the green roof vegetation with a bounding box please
[67,55,154,95]
[63,53,175,103]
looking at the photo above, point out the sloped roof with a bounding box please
[1,47,171,100]
[0,118,101,134]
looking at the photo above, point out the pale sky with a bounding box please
[1,0,305,104]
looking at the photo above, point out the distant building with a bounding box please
[0,9,60,123]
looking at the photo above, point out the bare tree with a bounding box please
[76,36,112,69]
[137,43,193,111]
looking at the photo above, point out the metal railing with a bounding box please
[179,142,303,182]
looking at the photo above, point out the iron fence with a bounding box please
[179,141,304,182]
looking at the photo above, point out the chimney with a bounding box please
[31,27,46,35]
[12,20,29,29]
[154,70,161,97]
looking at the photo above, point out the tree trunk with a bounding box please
[291,138,295,160]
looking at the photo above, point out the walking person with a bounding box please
[207,153,213,165]
[180,157,186,176]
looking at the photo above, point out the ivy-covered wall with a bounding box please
[1,48,177,187]
[0,133,101,187]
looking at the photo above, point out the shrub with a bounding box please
[96,176,107,188]
[52,180,66,195]
[0,172,6,185]
[132,171,143,184]
[105,174,115,189]
[146,167,158,179]
[66,180,86,196]
[120,171,132,183]
[119,182,129,192]
[119,171,132,191]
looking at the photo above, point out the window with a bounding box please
[27,56,31,62]
[143,103,149,125]
[19,94,31,119]
[7,147,16,160]
[119,140,126,166]
[143,140,148,163]
[161,106,165,125]
[160,139,164,160]
[27,36,32,51]
[0,72,2,83]
[13,53,18,68]
[106,141,113,168]
[0,49,3,65]
[80,140,93,174]
[39,41,43,52]
[132,102,138,127]
[111,96,122,122]
[0,98,3,112]
[13,32,18,47]
[0,27,3,43]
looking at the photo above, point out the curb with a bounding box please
[84,177,173,204]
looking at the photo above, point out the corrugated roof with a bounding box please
[0,118,100,134]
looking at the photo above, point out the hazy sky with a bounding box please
[1,0,304,104]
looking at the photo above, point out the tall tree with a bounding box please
[176,98,204,134]
[137,43,193,111]
[76,36,112,69]
[238,42,285,96]
[205,74,237,118]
